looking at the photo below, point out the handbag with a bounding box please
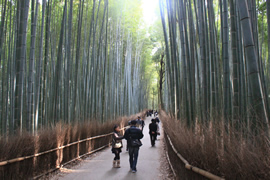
[113,132,122,148]
[114,142,122,148]
[130,139,142,147]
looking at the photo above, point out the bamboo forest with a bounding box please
[0,0,270,179]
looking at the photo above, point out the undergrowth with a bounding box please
[160,110,270,180]
[0,112,145,179]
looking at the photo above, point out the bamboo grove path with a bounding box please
[52,117,164,180]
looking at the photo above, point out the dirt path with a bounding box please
[52,116,170,180]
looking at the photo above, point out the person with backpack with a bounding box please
[149,119,158,147]
[123,120,144,173]
[111,125,124,168]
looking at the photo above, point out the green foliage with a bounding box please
[108,0,163,109]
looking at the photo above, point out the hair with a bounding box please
[114,125,119,131]
[131,120,137,125]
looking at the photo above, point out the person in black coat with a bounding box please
[149,119,158,147]
[124,120,144,173]
[141,119,145,131]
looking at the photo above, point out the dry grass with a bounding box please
[160,110,270,180]
[0,112,145,179]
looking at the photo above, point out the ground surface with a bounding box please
[51,116,173,180]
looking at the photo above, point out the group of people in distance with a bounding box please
[146,110,158,117]
[111,113,160,173]
[128,116,145,131]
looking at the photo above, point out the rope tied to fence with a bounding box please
[165,132,225,180]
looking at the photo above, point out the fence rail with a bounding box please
[0,127,127,167]
[1,126,224,179]
[33,143,109,179]
[165,132,225,180]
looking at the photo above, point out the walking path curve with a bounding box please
[54,116,165,180]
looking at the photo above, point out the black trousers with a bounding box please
[150,133,157,146]
[113,148,121,160]
[129,147,139,170]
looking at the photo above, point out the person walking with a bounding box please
[155,117,160,137]
[154,111,158,117]
[141,119,145,131]
[112,125,123,168]
[136,116,142,129]
[155,117,160,124]
[149,119,158,147]
[124,120,144,173]
[126,120,131,152]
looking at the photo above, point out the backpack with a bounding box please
[130,139,142,147]
[128,128,142,147]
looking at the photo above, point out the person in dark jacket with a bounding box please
[124,120,144,173]
[141,119,145,131]
[149,119,158,146]
[155,117,160,124]
[112,125,123,168]
[136,116,142,128]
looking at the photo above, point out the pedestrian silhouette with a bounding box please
[111,125,124,168]
[149,119,158,146]
[123,120,144,173]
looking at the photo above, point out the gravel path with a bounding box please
[51,116,173,180]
